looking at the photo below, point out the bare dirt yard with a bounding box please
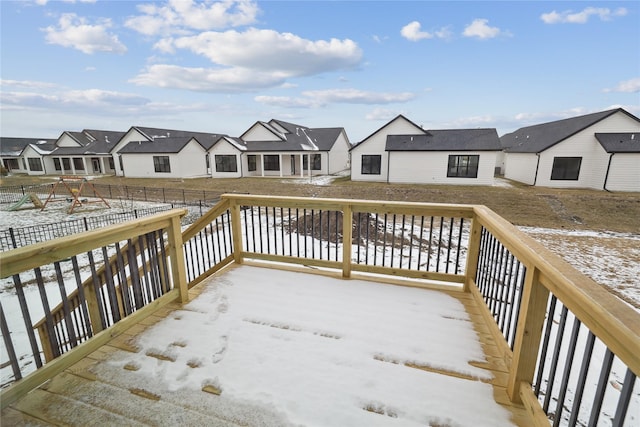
[2,174,639,308]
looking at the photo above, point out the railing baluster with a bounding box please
[552,316,581,427]
[0,301,21,380]
[567,331,596,426]
[543,305,569,412]
[13,274,43,368]
[612,367,636,427]
[587,348,614,427]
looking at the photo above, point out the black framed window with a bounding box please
[551,157,582,180]
[303,154,322,170]
[28,157,43,171]
[447,155,479,178]
[53,158,62,171]
[361,154,381,175]
[5,159,19,170]
[215,155,237,172]
[263,155,280,171]
[62,158,71,170]
[73,157,85,170]
[108,157,115,169]
[153,156,171,173]
[248,155,257,171]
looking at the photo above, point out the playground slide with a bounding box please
[6,193,43,211]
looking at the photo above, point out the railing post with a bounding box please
[229,201,244,264]
[464,217,482,293]
[342,204,352,278]
[507,267,549,403]
[167,215,189,303]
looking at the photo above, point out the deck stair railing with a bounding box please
[0,195,638,426]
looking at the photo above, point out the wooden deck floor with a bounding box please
[2,266,535,426]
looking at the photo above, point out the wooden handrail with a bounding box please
[1,209,187,279]
[473,205,640,377]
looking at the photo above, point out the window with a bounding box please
[248,155,257,171]
[5,159,19,170]
[62,158,71,170]
[551,157,582,180]
[447,155,479,178]
[153,156,171,173]
[205,154,210,169]
[53,158,62,171]
[263,155,280,171]
[73,157,85,170]
[361,155,381,175]
[303,154,322,171]
[28,158,43,171]
[108,157,115,169]
[215,155,237,172]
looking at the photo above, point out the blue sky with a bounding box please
[1,0,638,142]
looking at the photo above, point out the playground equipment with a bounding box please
[6,193,44,211]
[41,176,110,214]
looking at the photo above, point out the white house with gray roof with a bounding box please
[113,126,226,177]
[350,115,501,185]
[207,119,351,178]
[49,129,124,176]
[502,108,640,192]
[0,137,56,175]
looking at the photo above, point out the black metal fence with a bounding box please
[0,183,222,205]
[0,207,172,251]
[1,183,223,251]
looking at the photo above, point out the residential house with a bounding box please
[207,119,351,179]
[117,137,210,179]
[501,108,640,192]
[350,115,501,185]
[0,137,56,175]
[112,127,226,177]
[48,130,124,176]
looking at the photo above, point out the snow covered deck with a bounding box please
[2,264,530,426]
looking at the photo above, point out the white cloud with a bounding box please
[35,0,96,4]
[130,64,286,92]
[301,88,415,104]
[125,0,259,36]
[365,108,403,121]
[541,7,627,24]
[603,77,640,93]
[401,21,451,41]
[42,13,126,54]
[1,79,57,89]
[254,96,318,108]
[169,29,362,76]
[1,88,149,110]
[462,19,504,39]
[254,89,415,109]
[135,29,362,92]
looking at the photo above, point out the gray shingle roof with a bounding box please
[118,137,199,154]
[133,127,226,150]
[0,137,56,156]
[595,133,640,153]
[241,119,343,152]
[501,108,639,153]
[386,128,501,151]
[52,129,126,155]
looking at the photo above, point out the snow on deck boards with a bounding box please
[2,265,532,426]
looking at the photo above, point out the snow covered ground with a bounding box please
[93,265,515,427]
[519,227,640,309]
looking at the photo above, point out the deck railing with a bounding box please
[1,195,638,426]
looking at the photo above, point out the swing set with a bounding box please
[41,176,110,214]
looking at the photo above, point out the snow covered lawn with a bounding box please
[95,265,515,427]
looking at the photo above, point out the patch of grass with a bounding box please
[2,174,638,233]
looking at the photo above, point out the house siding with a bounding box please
[112,129,149,176]
[121,141,208,178]
[327,131,351,174]
[535,112,640,190]
[21,146,47,175]
[56,134,83,147]
[504,153,539,185]
[242,125,281,141]
[605,154,640,192]
[388,151,497,185]
[351,118,422,182]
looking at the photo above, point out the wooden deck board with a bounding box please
[1,270,538,426]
